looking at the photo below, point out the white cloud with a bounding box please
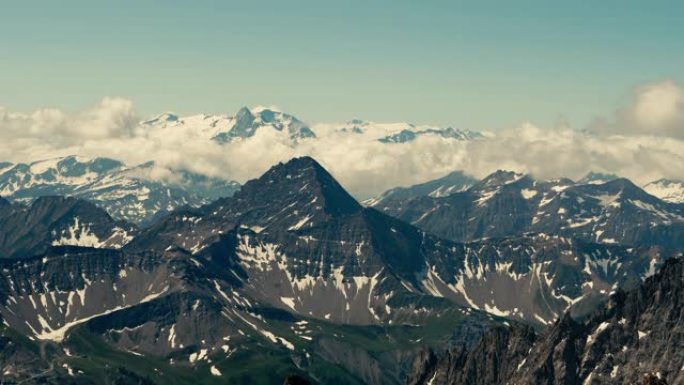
[0,81,683,199]
[595,80,684,139]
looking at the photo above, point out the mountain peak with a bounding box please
[578,171,619,185]
[254,156,361,216]
[214,106,315,142]
[597,177,648,197]
[475,170,527,189]
[235,106,255,118]
[141,112,179,125]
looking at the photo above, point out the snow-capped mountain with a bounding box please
[0,156,240,225]
[371,170,684,249]
[213,106,316,142]
[643,178,684,203]
[378,127,483,143]
[0,156,680,385]
[139,108,483,148]
[332,119,483,144]
[140,106,316,144]
[363,170,477,207]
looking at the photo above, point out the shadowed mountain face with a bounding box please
[0,196,136,259]
[407,256,684,385]
[370,171,684,249]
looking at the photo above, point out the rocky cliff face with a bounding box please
[407,256,684,385]
[406,324,536,385]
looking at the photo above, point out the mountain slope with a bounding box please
[0,156,240,225]
[0,196,135,259]
[408,256,684,385]
[0,242,495,385]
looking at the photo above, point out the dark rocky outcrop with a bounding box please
[407,256,684,385]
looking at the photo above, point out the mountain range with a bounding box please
[0,155,682,384]
[139,106,486,146]
[0,156,240,225]
[368,170,684,250]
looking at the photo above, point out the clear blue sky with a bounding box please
[1,0,682,130]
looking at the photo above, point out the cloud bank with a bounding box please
[1,81,683,198]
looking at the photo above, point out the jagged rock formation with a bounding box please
[406,324,536,385]
[407,256,684,385]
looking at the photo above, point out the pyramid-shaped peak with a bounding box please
[238,156,361,216]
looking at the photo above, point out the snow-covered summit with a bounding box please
[213,106,315,142]
[139,106,316,143]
